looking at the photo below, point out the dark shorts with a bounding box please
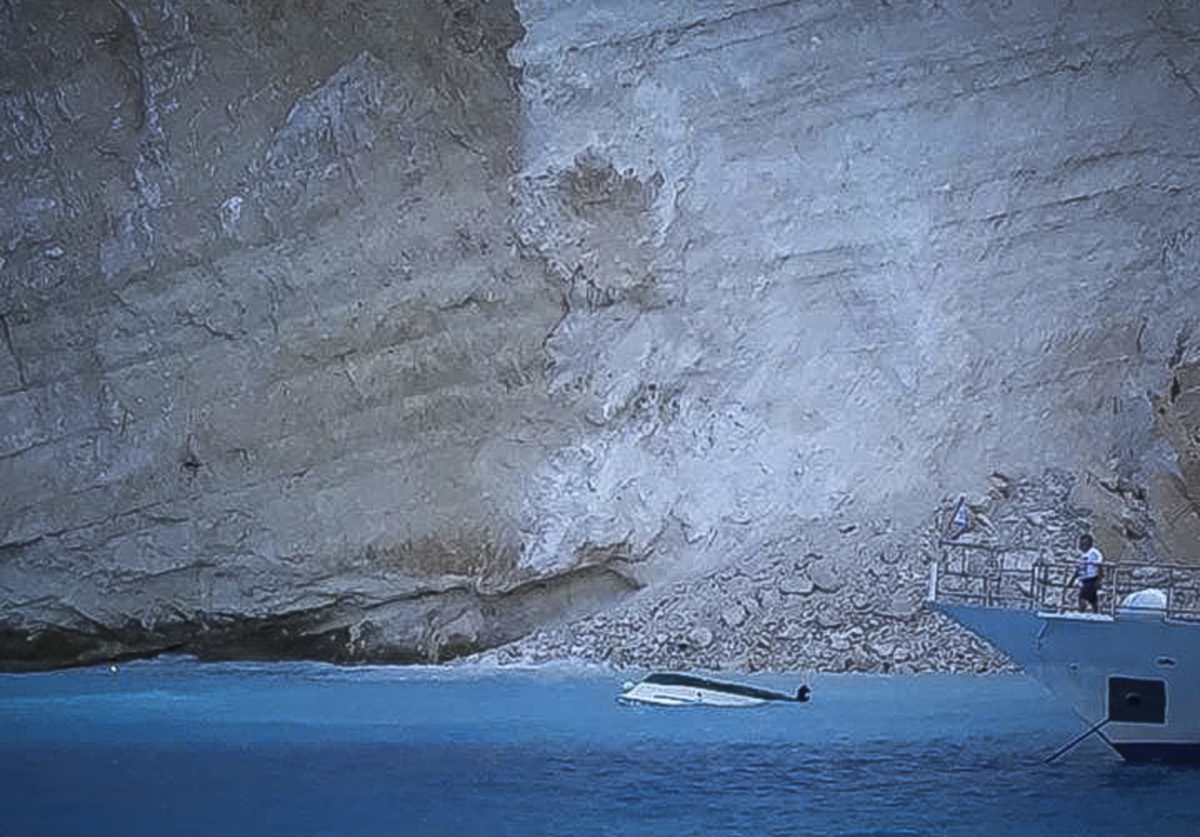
[1080,577,1099,604]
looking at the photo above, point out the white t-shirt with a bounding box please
[1079,547,1103,580]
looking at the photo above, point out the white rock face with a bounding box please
[0,0,1198,668]
[509,0,1200,580]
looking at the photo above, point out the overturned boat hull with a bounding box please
[617,673,810,707]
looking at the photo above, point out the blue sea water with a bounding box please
[2,660,1199,836]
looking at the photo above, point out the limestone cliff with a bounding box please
[1,0,1198,671]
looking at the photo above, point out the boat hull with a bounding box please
[617,683,767,707]
[617,673,806,707]
[935,603,1200,763]
[1110,742,1200,763]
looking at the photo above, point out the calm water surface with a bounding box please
[2,659,1198,836]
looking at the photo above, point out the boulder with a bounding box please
[721,604,748,628]
[687,626,714,650]
[808,562,842,593]
[780,576,815,596]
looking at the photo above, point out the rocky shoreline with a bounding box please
[471,469,1139,675]
[2,466,1165,675]
[476,561,1018,676]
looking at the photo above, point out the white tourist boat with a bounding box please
[617,672,811,707]
[930,541,1200,762]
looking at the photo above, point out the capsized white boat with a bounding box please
[617,672,811,707]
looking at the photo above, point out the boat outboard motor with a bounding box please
[796,685,811,702]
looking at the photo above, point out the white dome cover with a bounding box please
[1118,589,1168,619]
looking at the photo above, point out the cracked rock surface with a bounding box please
[1,0,1199,670]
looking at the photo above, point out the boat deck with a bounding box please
[929,540,1200,622]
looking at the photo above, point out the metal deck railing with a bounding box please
[930,540,1200,622]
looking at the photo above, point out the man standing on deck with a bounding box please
[1075,534,1104,613]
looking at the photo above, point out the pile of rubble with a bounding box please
[474,469,1107,675]
[478,549,1011,674]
